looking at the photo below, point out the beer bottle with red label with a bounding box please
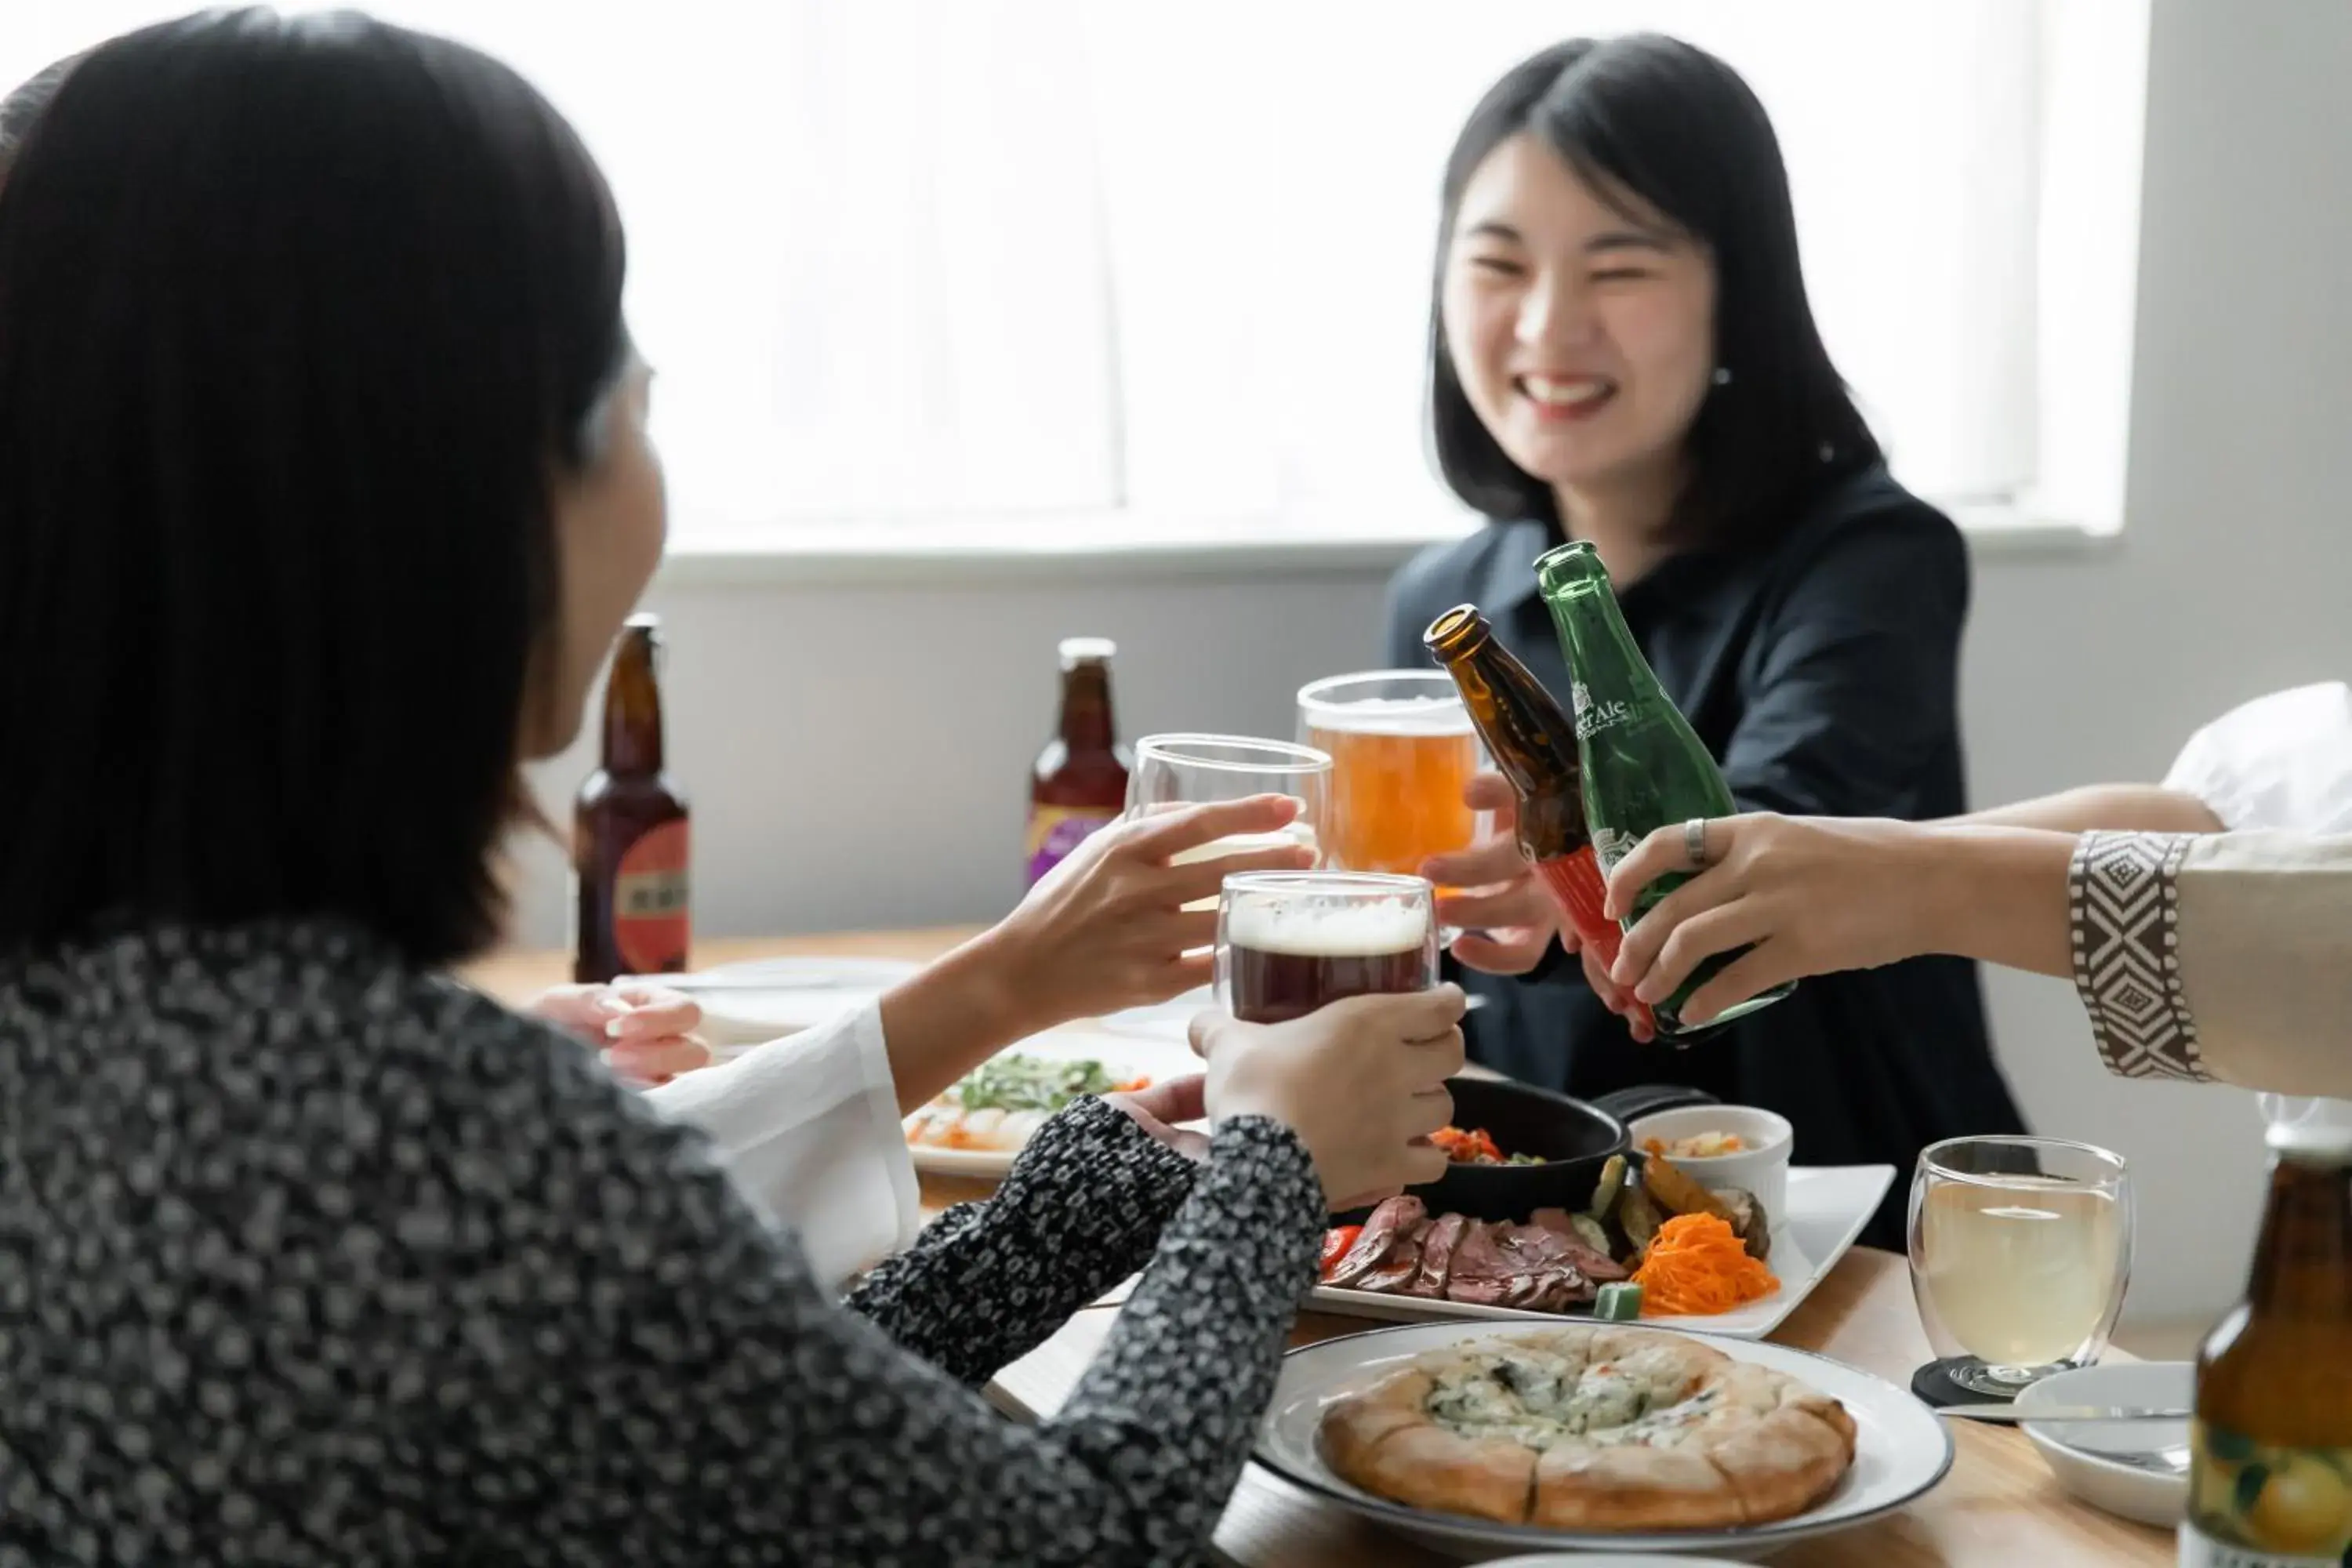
[1422,604,1655,1036]
[575,614,690,982]
[1025,637,1131,886]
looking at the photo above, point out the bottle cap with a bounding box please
[1058,637,1116,665]
[2261,1094,2352,1160]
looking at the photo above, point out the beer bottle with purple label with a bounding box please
[1535,540,1791,1036]
[1025,637,1131,886]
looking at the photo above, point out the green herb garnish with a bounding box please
[953,1054,1123,1113]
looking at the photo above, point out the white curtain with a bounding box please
[7,0,2048,539]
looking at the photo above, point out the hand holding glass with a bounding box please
[1127,734,1330,910]
[1217,871,1438,1025]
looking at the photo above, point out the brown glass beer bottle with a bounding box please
[1025,637,1131,886]
[2180,1105,2352,1565]
[575,615,691,983]
[1424,604,1656,1036]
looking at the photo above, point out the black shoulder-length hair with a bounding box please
[1428,34,1880,549]
[0,53,78,177]
[0,9,630,965]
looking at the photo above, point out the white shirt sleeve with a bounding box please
[2161,682,2352,833]
[641,1004,923,1292]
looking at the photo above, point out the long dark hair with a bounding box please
[1428,34,1879,550]
[0,9,630,964]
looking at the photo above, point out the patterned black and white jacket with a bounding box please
[0,920,1324,1566]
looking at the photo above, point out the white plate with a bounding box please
[904,1029,1207,1178]
[1094,986,1214,1044]
[633,956,923,1051]
[1252,1319,1954,1561]
[1095,986,1489,1044]
[1307,1165,1896,1341]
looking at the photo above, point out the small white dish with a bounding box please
[2013,1360,2194,1528]
[1308,1164,1893,1341]
[1628,1104,1794,1225]
[1253,1319,1953,1560]
[1483,1556,1748,1567]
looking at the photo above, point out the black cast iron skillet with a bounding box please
[1337,1078,1718,1226]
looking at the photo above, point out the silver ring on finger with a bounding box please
[1682,817,1712,869]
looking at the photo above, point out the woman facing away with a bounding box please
[0,46,1330,1299]
[0,13,1465,1566]
[1381,34,2024,1245]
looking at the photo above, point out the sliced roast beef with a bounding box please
[1323,1196,1423,1288]
[1525,1264,1597,1313]
[1356,1217,1430,1293]
[1443,1221,1531,1307]
[1525,1209,1630,1281]
[1406,1212,1470,1298]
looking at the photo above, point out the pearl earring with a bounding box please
[1712,365,1733,387]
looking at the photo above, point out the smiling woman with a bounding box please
[1386,34,2027,1250]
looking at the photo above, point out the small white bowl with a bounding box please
[1628,1104,1793,1226]
[2014,1360,2194,1528]
[1483,1557,1748,1567]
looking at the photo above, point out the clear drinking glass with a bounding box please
[1216,870,1437,1025]
[1127,734,1331,911]
[1295,671,1485,878]
[1907,1134,2134,1397]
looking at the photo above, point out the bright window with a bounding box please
[5,2,2141,546]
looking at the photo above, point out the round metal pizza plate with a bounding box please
[1252,1319,1954,1561]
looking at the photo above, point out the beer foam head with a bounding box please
[1305,694,1473,737]
[1224,891,1431,956]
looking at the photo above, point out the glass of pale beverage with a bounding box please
[1907,1134,2133,1397]
[1217,871,1437,1025]
[1295,672,1486,880]
[1126,734,1330,912]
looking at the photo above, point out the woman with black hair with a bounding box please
[0,42,1350,1299]
[1385,34,2025,1246]
[0,13,1465,1563]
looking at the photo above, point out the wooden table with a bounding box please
[467,931,2175,1566]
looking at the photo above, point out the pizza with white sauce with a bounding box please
[1319,1327,1855,1530]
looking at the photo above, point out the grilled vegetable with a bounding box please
[1586,1153,1627,1221]
[1616,1179,1664,1261]
[1567,1211,1613,1260]
[1713,1187,1772,1264]
[1642,1152,1737,1225]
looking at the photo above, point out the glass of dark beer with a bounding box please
[1217,871,1439,1025]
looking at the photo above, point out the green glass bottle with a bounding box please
[1534,540,1793,1035]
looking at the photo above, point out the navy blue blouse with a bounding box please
[1385,464,2027,1247]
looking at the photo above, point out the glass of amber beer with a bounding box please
[1217,871,1438,1025]
[1297,672,1483,878]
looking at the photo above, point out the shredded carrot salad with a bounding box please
[1631,1213,1778,1316]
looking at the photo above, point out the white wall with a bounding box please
[512,0,2352,1327]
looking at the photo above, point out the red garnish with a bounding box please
[1320,1225,1365,1279]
